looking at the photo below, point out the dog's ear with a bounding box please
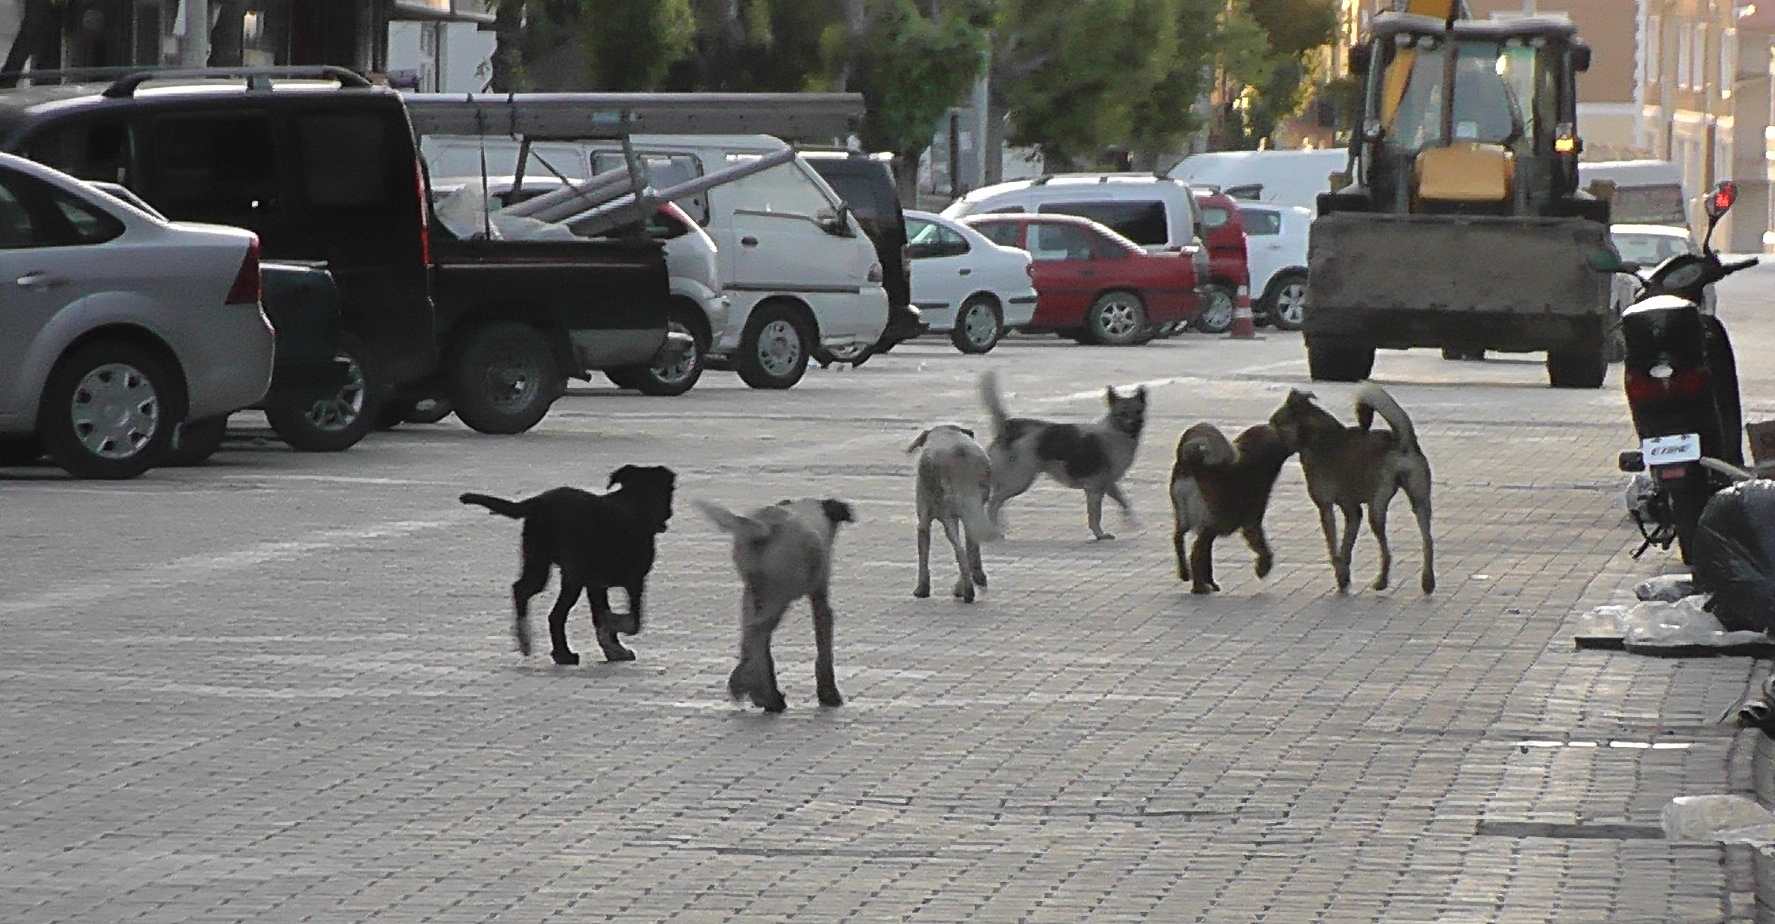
[820,499,856,525]
[1105,385,1118,405]
[608,465,639,488]
[1135,385,1148,404]
[906,428,933,454]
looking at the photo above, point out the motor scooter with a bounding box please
[1610,180,1762,562]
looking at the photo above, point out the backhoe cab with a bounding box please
[1306,12,1616,388]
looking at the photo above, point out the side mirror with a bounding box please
[1350,43,1372,77]
[1706,181,1737,220]
[1572,44,1591,74]
[818,205,855,237]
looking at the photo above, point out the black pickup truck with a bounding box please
[0,66,674,449]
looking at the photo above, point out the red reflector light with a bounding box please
[415,159,432,266]
[1626,366,1710,402]
[1658,466,1687,480]
[225,237,261,305]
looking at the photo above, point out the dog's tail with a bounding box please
[459,492,531,519]
[693,500,771,541]
[1354,382,1420,457]
[977,371,1011,437]
[1174,425,1236,474]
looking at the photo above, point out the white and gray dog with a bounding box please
[907,424,999,603]
[695,497,855,713]
[978,371,1148,540]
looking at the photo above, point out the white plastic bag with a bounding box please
[1615,596,1768,649]
[1662,794,1775,844]
[1634,573,1696,602]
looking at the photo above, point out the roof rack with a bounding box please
[401,92,864,142]
[103,66,371,98]
[1027,171,1183,187]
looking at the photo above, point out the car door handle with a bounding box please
[958,268,971,276]
[740,236,759,247]
[16,272,67,290]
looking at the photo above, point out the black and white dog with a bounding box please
[977,371,1148,541]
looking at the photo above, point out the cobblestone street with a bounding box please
[4,268,1774,923]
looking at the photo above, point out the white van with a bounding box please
[419,134,888,390]
[1168,149,1348,214]
[943,174,1205,255]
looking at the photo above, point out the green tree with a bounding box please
[826,0,990,198]
[992,0,1148,170]
[1213,0,1337,149]
[580,0,696,90]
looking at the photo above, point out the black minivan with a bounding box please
[803,151,921,355]
[0,67,432,451]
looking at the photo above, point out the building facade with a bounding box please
[0,1,491,85]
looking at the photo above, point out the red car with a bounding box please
[1189,189,1252,333]
[961,214,1201,345]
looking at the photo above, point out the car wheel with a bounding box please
[816,341,873,368]
[1268,273,1308,331]
[1192,285,1236,334]
[0,435,43,466]
[405,397,454,424]
[736,302,812,389]
[265,333,379,452]
[450,322,559,434]
[950,297,1004,354]
[38,341,176,479]
[1086,291,1149,346]
[610,314,707,397]
[1547,339,1606,389]
[165,415,229,467]
[1306,337,1376,382]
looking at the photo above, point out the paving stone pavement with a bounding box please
[4,268,1775,923]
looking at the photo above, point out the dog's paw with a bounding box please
[952,580,975,603]
[513,620,533,657]
[1190,583,1215,595]
[818,687,844,708]
[973,571,988,588]
[912,583,931,599]
[1421,572,1437,594]
[1090,532,1117,542]
[757,690,788,713]
[1371,574,1390,592]
[1255,556,1274,579]
[602,646,637,663]
[550,649,580,666]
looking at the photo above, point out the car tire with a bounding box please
[1192,285,1236,334]
[449,322,559,434]
[0,435,43,466]
[38,340,177,479]
[736,302,812,390]
[1306,337,1376,382]
[815,342,873,368]
[1267,273,1308,331]
[1086,291,1149,346]
[1547,339,1606,389]
[950,296,1004,354]
[165,415,229,467]
[266,333,379,453]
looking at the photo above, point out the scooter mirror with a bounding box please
[1706,181,1738,220]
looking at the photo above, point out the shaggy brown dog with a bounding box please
[1170,421,1295,594]
[1269,384,1435,594]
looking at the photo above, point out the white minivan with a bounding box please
[1168,149,1348,214]
[420,134,888,389]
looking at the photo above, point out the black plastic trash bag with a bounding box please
[1693,479,1775,633]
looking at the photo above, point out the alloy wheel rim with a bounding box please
[1100,299,1141,338]
[651,321,699,384]
[963,303,997,346]
[70,363,159,460]
[759,319,801,376]
[305,353,366,432]
[1202,290,1235,329]
[1277,284,1307,325]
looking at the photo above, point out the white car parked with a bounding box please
[903,210,1038,354]
[0,152,274,479]
[1235,204,1313,331]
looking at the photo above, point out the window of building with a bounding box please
[1677,22,1692,88]
[1722,29,1737,99]
[1645,16,1661,84]
[1693,26,1708,90]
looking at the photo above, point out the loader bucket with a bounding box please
[1304,212,1615,353]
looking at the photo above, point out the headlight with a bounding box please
[868,262,883,284]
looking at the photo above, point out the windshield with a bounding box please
[1611,232,1695,265]
[1380,35,1551,153]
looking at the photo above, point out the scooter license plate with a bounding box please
[1642,433,1701,465]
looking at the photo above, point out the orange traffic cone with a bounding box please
[1228,284,1256,339]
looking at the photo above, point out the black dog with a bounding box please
[460,465,676,665]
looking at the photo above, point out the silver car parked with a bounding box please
[0,153,274,479]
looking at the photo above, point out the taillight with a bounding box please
[1625,365,1710,403]
[1025,261,1035,278]
[225,237,261,305]
[415,159,432,266]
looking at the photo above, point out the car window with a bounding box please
[971,220,1022,248]
[907,218,937,244]
[295,113,397,212]
[25,116,132,185]
[0,169,123,248]
[984,205,1026,214]
[933,225,969,253]
[146,114,280,229]
[725,158,833,219]
[1030,223,1097,261]
[1239,209,1282,235]
[592,152,706,223]
[1199,206,1232,229]
[1611,232,1692,265]
[1038,200,1168,247]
